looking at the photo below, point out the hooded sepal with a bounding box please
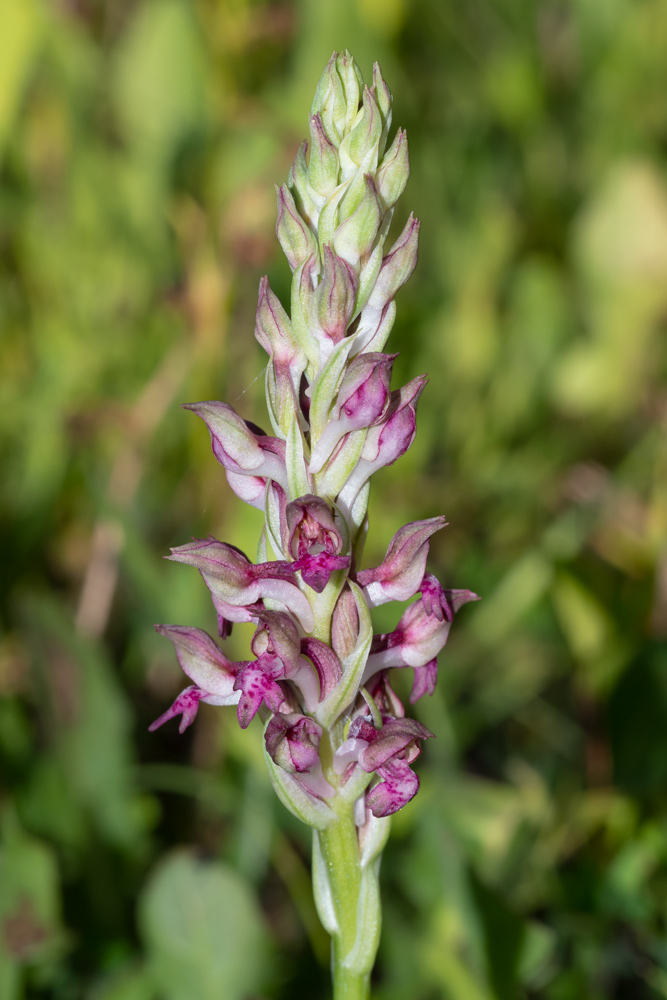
[184,401,289,502]
[356,515,447,607]
[148,625,243,734]
[286,494,350,592]
[167,538,314,632]
[352,214,420,354]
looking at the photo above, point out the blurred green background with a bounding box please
[1,0,667,997]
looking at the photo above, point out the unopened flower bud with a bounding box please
[276,183,318,271]
[255,276,302,366]
[311,245,358,349]
[288,141,319,227]
[308,114,340,198]
[337,375,427,516]
[372,62,392,134]
[341,86,382,173]
[375,128,409,210]
[310,353,396,474]
[311,52,348,145]
[333,174,382,269]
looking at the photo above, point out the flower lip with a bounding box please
[286,494,350,592]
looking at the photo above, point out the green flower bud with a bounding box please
[311,51,347,145]
[276,183,318,272]
[341,86,382,174]
[376,128,410,210]
[372,62,393,135]
[288,140,319,226]
[337,50,364,134]
[333,174,382,268]
[311,245,358,347]
[308,113,340,198]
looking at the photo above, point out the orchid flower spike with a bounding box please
[151,51,477,999]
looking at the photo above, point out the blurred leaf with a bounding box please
[138,850,271,1000]
[22,596,146,850]
[0,0,44,155]
[0,811,67,995]
[608,648,667,796]
[112,0,209,167]
[470,872,525,1000]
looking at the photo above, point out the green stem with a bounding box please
[317,799,373,1000]
[314,733,384,1000]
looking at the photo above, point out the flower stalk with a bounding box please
[151,50,477,997]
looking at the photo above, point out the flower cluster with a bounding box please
[151,51,477,828]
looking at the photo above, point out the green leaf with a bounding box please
[139,851,271,1000]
